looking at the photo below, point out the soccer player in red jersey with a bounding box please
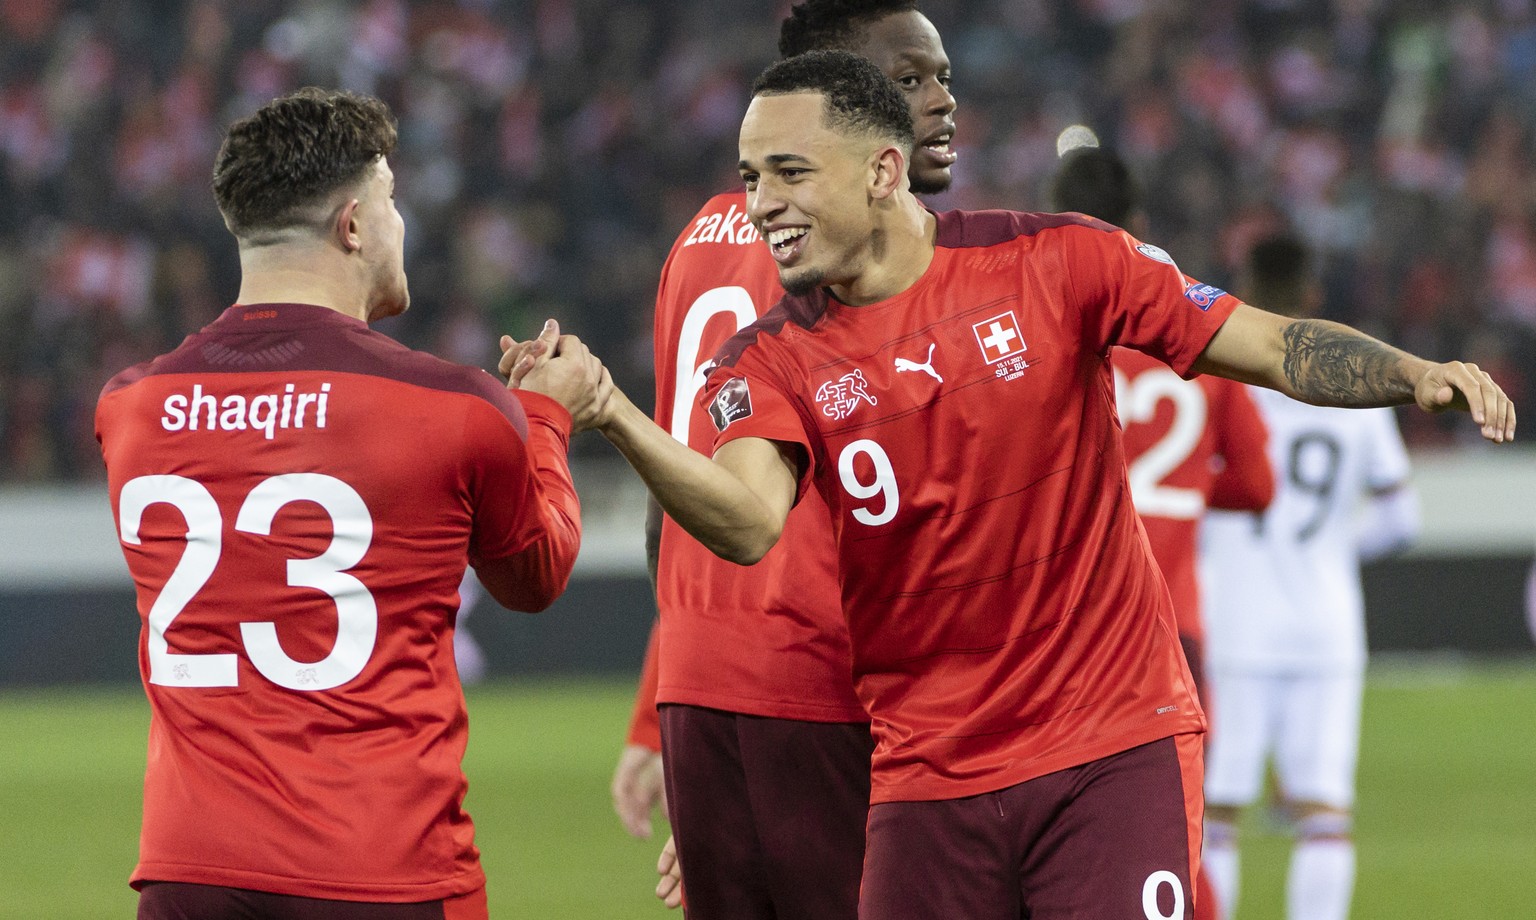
[96,89,607,920]
[515,52,1513,919]
[608,3,956,916]
[1052,146,1275,920]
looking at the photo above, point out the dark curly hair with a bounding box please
[751,50,914,152]
[212,87,397,241]
[1050,147,1140,228]
[779,0,920,57]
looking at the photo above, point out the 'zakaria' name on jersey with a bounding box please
[682,204,761,247]
[816,369,878,420]
[161,382,332,440]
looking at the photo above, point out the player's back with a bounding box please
[1112,347,1272,638]
[1201,389,1412,671]
[96,302,549,900]
[651,192,863,721]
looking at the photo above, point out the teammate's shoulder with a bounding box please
[377,343,528,424]
[933,208,1120,250]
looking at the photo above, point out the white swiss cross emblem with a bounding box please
[973,311,1026,364]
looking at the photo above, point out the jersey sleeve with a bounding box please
[466,389,581,611]
[1063,226,1239,376]
[624,621,663,751]
[1206,378,1276,512]
[700,355,817,500]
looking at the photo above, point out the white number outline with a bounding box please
[1142,869,1187,920]
[670,286,758,443]
[119,473,378,691]
[838,439,900,526]
[1115,366,1208,520]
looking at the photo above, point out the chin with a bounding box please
[910,168,953,196]
[781,266,826,297]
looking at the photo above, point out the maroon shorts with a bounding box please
[659,704,874,920]
[860,734,1205,920]
[136,882,487,920]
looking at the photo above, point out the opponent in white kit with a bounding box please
[1199,233,1422,920]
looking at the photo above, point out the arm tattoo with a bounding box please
[1281,320,1414,407]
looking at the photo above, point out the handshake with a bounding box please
[499,318,622,432]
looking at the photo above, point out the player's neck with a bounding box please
[234,245,372,322]
[829,202,936,307]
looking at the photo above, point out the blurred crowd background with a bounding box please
[3,0,1535,481]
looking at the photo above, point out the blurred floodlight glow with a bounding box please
[1056,125,1101,157]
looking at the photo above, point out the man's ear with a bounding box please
[869,145,908,201]
[334,198,363,253]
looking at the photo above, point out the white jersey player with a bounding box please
[1199,234,1421,920]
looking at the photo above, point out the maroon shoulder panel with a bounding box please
[100,304,529,439]
[932,208,1118,249]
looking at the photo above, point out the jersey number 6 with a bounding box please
[118,473,377,692]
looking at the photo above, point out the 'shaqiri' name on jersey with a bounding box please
[160,382,333,439]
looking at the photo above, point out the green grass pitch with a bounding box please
[3,661,1534,918]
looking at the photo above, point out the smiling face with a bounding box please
[851,11,955,194]
[739,92,887,296]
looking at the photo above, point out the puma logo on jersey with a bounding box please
[894,343,943,383]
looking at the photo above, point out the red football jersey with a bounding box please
[1111,347,1273,641]
[703,211,1237,803]
[96,303,580,901]
[626,191,865,750]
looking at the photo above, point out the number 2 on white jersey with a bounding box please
[118,473,377,691]
[1115,366,1207,520]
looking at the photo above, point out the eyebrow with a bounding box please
[738,153,813,171]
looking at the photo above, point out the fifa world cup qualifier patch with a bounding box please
[710,377,754,431]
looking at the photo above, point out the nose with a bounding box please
[926,78,956,118]
[747,180,786,226]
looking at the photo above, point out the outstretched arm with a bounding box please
[599,388,799,565]
[1191,304,1516,442]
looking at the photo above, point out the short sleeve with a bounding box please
[1062,226,1239,376]
[699,358,817,500]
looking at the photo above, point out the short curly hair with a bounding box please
[213,87,397,240]
[779,0,920,58]
[751,50,915,152]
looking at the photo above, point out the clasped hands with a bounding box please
[499,319,618,431]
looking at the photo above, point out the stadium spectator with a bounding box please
[5,1,1536,483]
[95,88,604,919]
[1200,233,1423,920]
[1052,143,1277,920]
[521,50,1512,919]
[610,3,954,915]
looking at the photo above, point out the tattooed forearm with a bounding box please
[1281,320,1416,407]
